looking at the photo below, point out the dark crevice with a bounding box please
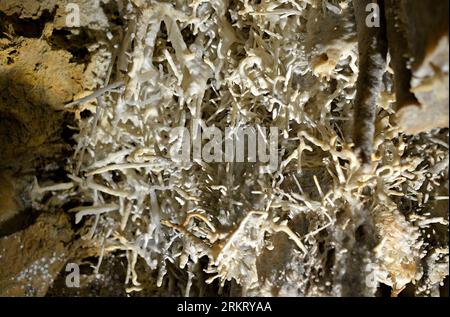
[47,28,96,64]
[181,25,196,47]
[0,206,39,238]
[376,283,392,297]
[100,1,124,26]
[0,9,56,38]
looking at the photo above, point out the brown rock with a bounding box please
[0,212,74,296]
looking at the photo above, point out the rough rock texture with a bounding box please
[0,38,83,111]
[0,0,112,295]
[0,0,110,29]
[0,212,73,296]
[0,0,113,225]
[394,0,449,134]
[0,37,83,225]
[0,171,19,224]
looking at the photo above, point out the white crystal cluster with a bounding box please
[58,0,448,296]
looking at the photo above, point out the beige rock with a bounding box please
[0,213,73,296]
[394,0,449,134]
